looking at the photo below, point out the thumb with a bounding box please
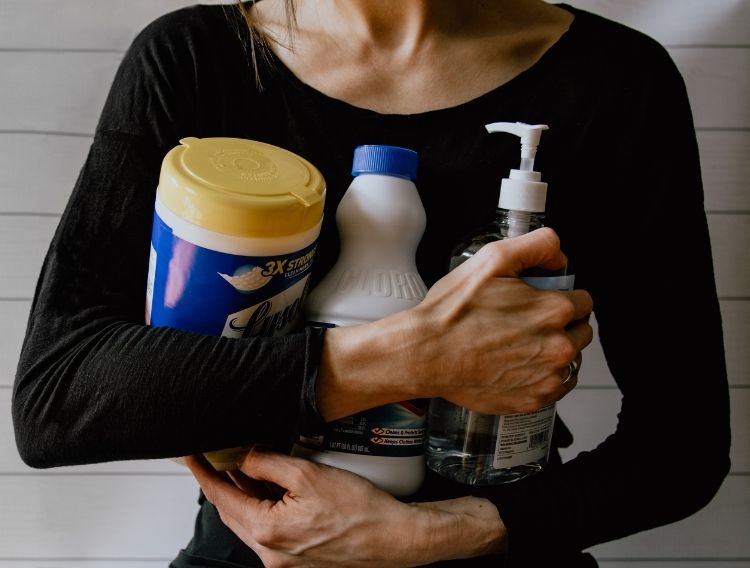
[470,227,567,278]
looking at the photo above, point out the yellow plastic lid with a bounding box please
[158,137,326,238]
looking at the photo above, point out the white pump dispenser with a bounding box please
[426,121,573,485]
[486,122,549,236]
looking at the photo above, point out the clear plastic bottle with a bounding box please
[292,144,428,497]
[426,122,574,485]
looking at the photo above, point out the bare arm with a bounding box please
[316,228,593,421]
[187,450,507,567]
[183,228,593,565]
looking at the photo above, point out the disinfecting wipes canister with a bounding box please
[145,137,326,470]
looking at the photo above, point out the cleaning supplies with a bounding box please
[292,144,428,497]
[146,136,326,470]
[426,122,574,485]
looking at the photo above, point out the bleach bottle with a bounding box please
[426,122,574,485]
[292,144,428,497]
[146,137,326,470]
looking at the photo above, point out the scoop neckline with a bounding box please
[258,3,585,123]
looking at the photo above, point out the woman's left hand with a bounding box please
[185,449,506,567]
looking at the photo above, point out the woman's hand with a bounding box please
[409,227,592,414]
[186,450,506,568]
[317,227,593,420]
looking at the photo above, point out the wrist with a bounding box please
[315,310,423,421]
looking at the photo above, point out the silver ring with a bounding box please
[562,359,579,385]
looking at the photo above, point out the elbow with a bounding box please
[12,392,58,469]
[687,461,729,515]
[12,306,113,469]
[12,361,69,469]
[12,322,96,469]
[691,450,731,512]
[683,420,733,515]
[14,438,56,470]
[660,444,731,522]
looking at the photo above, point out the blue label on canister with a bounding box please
[146,211,317,337]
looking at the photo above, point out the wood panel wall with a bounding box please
[0,1,747,565]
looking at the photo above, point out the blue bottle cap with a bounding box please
[351,145,418,181]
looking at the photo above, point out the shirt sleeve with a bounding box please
[482,41,731,563]
[12,9,326,468]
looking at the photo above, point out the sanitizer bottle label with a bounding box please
[493,404,556,468]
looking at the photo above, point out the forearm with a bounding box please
[478,296,730,558]
[411,497,508,562]
[189,449,508,567]
[490,415,730,560]
[11,129,329,467]
[13,312,323,467]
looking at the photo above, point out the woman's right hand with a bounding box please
[316,227,594,420]
[408,226,593,414]
[186,449,506,567]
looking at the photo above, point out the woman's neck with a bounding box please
[251,0,574,114]
[318,1,438,53]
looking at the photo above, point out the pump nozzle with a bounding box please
[485,121,550,215]
[485,122,548,171]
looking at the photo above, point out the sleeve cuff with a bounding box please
[298,325,327,436]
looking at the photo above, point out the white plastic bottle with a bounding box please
[426,122,575,485]
[146,137,326,470]
[292,144,428,497]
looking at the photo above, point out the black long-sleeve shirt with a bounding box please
[13,4,730,567]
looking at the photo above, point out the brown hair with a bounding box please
[233,0,297,88]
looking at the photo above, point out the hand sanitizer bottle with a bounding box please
[292,145,428,497]
[426,122,574,485]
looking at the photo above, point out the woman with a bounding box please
[12,0,729,566]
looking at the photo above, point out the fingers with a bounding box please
[557,322,590,392]
[238,447,317,492]
[567,317,594,351]
[470,228,568,278]
[526,352,581,411]
[227,469,285,501]
[567,289,594,324]
[184,454,264,524]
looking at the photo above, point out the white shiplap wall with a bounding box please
[0,1,747,566]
